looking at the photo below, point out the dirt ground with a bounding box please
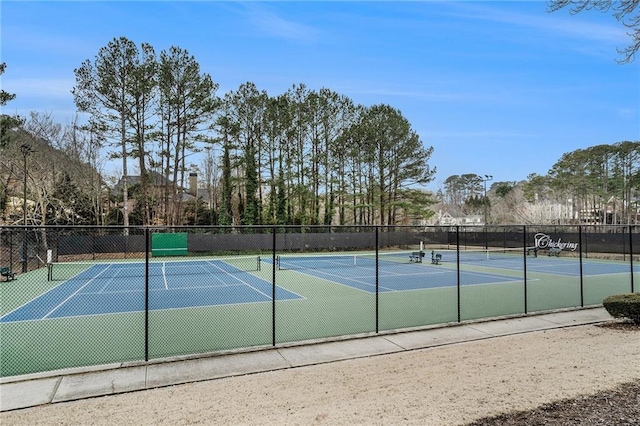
[2,322,639,425]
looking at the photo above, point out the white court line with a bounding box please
[206,261,273,300]
[98,275,117,293]
[284,267,396,292]
[43,265,113,319]
[81,282,248,295]
[162,262,168,289]
[199,264,231,288]
[164,263,231,289]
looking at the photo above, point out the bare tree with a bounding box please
[548,0,640,63]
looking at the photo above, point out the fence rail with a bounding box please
[1,225,638,377]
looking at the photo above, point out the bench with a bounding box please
[409,251,424,263]
[431,251,442,265]
[526,247,538,257]
[548,247,562,257]
[1,266,16,282]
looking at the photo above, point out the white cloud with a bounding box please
[439,2,628,50]
[3,78,75,99]
[425,130,539,140]
[240,3,322,43]
[2,24,98,57]
[616,107,638,119]
[342,86,466,101]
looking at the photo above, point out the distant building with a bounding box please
[578,196,640,225]
[179,173,211,206]
[111,171,212,225]
[425,204,485,226]
[112,170,173,197]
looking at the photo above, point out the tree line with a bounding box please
[74,37,435,227]
[525,141,640,224]
[2,34,638,227]
[1,37,436,227]
[438,141,640,225]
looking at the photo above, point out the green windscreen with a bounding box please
[151,233,188,256]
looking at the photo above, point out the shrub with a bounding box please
[603,293,640,325]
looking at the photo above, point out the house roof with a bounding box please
[174,188,211,203]
[111,172,211,204]
[114,171,173,189]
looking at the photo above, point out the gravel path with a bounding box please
[2,323,639,425]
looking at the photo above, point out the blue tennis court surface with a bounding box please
[4,253,634,324]
[274,253,521,293]
[445,253,635,277]
[1,259,301,323]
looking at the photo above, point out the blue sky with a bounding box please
[2,1,638,192]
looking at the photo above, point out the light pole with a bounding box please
[21,143,33,273]
[482,174,493,226]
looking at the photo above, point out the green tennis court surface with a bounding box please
[1,249,636,377]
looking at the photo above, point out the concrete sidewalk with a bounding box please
[0,307,613,412]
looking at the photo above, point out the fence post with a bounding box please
[523,225,528,314]
[630,225,635,294]
[9,231,13,272]
[483,226,488,250]
[456,225,461,322]
[145,227,150,362]
[579,226,584,307]
[22,226,28,273]
[272,227,277,346]
[375,226,379,334]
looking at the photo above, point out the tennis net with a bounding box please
[48,255,261,281]
[431,248,523,262]
[276,251,419,271]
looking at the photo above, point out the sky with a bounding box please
[1,1,639,192]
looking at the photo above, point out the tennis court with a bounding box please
[274,251,521,292]
[2,224,637,378]
[0,257,302,323]
[430,248,636,277]
[2,250,634,324]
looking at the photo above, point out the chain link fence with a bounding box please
[1,224,637,377]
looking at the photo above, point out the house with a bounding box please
[112,171,211,206]
[112,170,172,197]
[425,204,485,226]
[174,173,211,207]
